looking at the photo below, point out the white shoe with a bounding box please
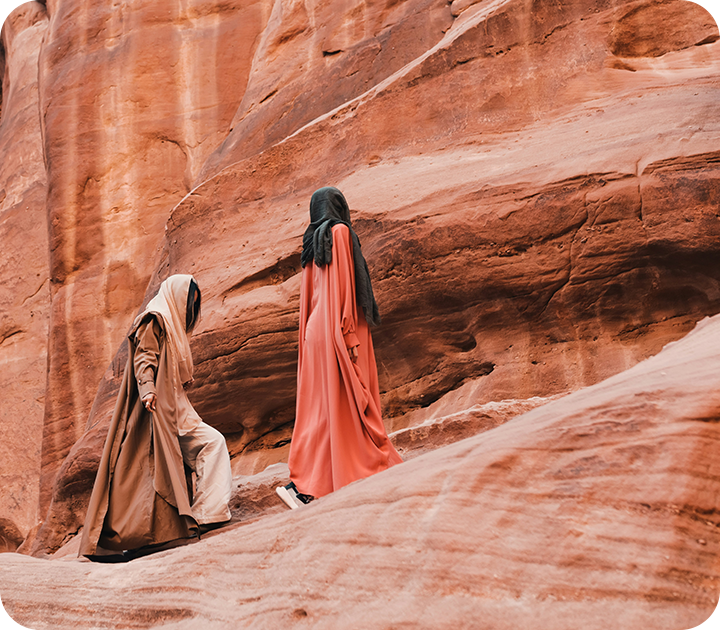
[276,484,300,510]
[276,482,314,509]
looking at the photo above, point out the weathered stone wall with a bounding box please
[36,0,272,513]
[0,2,49,551]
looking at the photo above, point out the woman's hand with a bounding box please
[348,346,359,363]
[142,393,157,412]
[183,377,195,390]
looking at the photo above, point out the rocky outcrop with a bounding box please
[140,0,720,449]
[150,0,720,448]
[3,311,720,629]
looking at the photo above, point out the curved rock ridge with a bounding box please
[3,311,720,629]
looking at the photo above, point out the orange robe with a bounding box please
[289,224,402,497]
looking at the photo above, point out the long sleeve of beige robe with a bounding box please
[134,317,162,401]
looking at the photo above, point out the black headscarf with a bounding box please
[186,279,201,332]
[301,187,380,326]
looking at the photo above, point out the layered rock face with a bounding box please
[0,0,718,622]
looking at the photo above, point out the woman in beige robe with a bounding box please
[80,274,232,559]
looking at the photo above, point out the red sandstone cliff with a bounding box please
[0,0,719,627]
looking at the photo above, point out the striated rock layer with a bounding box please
[2,311,720,629]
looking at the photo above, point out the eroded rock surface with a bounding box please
[36,0,274,514]
[0,0,717,607]
[3,312,720,629]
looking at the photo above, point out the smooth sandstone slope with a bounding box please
[3,310,720,630]
[29,0,720,555]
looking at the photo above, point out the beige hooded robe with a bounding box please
[79,275,201,556]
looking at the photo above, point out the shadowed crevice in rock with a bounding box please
[222,253,302,299]
[642,148,720,174]
[0,518,24,553]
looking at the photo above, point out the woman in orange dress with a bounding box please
[277,187,402,509]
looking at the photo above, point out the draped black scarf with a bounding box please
[301,187,380,326]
